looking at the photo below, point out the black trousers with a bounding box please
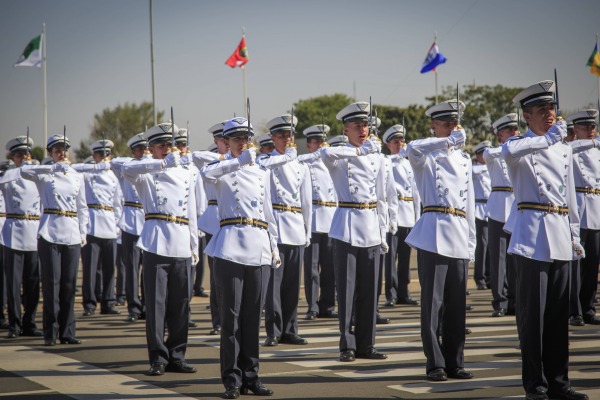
[515,255,570,395]
[474,218,490,286]
[488,218,517,312]
[115,243,126,304]
[205,234,220,329]
[303,232,335,315]
[38,238,80,341]
[580,228,600,320]
[265,243,303,338]
[3,247,40,333]
[385,227,413,301]
[333,239,379,353]
[193,235,207,295]
[0,245,5,323]
[81,235,117,311]
[121,231,144,317]
[142,252,191,365]
[418,249,467,373]
[215,258,269,389]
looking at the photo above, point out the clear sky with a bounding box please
[1,0,599,151]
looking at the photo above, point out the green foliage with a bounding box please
[292,94,355,137]
[30,146,45,161]
[73,102,163,162]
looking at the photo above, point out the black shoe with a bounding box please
[44,339,56,346]
[465,328,472,335]
[165,360,197,373]
[356,348,388,360]
[340,349,355,362]
[101,307,121,315]
[427,368,448,381]
[397,297,419,305]
[384,299,396,307]
[0,320,8,329]
[446,367,473,379]
[492,308,506,317]
[188,320,198,328]
[264,336,278,346]
[7,331,19,338]
[241,382,273,396]
[82,309,95,317]
[224,386,240,399]
[476,283,487,290]
[147,362,166,376]
[569,315,585,327]
[466,304,474,311]
[376,315,390,324]
[279,334,308,345]
[319,311,339,318]
[194,289,209,298]
[115,300,126,306]
[60,337,82,344]
[583,316,600,325]
[547,388,588,400]
[125,314,139,322]
[139,312,146,320]
[466,290,471,296]
[22,328,43,337]
[304,311,318,320]
[210,326,221,335]
[526,391,549,400]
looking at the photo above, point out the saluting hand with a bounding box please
[238,148,257,166]
[162,152,181,169]
[545,120,567,146]
[447,129,466,148]
[51,162,70,173]
[358,139,381,155]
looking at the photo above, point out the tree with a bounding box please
[292,93,356,137]
[74,102,163,161]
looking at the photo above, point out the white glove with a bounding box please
[380,241,389,254]
[573,241,585,260]
[81,234,87,246]
[390,223,398,235]
[238,148,257,166]
[197,229,206,239]
[180,153,193,166]
[357,139,382,155]
[162,152,180,168]
[447,129,466,148]
[95,161,111,171]
[305,237,311,248]
[192,252,199,264]
[544,121,567,146]
[593,138,600,148]
[271,248,281,269]
[285,147,298,159]
[51,162,69,173]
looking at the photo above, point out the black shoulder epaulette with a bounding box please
[259,164,267,171]
[207,160,220,166]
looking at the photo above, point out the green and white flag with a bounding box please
[14,34,42,67]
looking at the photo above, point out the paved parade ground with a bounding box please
[2,263,600,400]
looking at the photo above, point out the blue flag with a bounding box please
[420,42,447,74]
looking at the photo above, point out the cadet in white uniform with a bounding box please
[382,124,420,307]
[318,101,391,362]
[484,114,519,317]
[123,122,199,376]
[0,136,42,338]
[257,114,312,346]
[73,140,122,316]
[257,133,275,155]
[566,110,600,326]
[19,134,88,346]
[504,81,587,400]
[201,117,278,399]
[472,141,492,290]
[111,133,149,322]
[405,99,475,381]
[298,124,338,320]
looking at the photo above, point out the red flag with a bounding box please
[225,36,249,68]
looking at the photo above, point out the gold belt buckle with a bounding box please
[549,204,559,213]
[359,202,368,209]
[166,215,176,223]
[246,217,254,225]
[447,207,456,215]
[284,205,292,212]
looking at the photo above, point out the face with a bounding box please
[131,145,147,159]
[523,103,555,135]
[573,123,597,140]
[50,145,68,162]
[385,137,405,154]
[176,141,188,153]
[11,150,26,167]
[306,138,324,153]
[343,121,369,147]
[92,151,111,163]
[227,135,250,157]
[476,152,485,164]
[430,119,457,138]
[260,144,275,154]
[497,126,518,143]
[271,130,291,152]
[214,137,229,154]
[149,141,171,159]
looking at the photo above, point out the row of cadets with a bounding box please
[71,139,123,317]
[382,124,420,307]
[257,114,312,347]
[0,136,42,338]
[564,109,600,327]
[200,117,278,399]
[122,122,199,376]
[17,134,89,345]
[297,124,338,321]
[484,113,519,317]
[471,140,492,291]
[111,133,150,322]
[192,120,229,336]
[503,81,586,400]
[405,99,475,381]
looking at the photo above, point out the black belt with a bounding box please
[517,202,569,215]
[220,217,268,230]
[575,187,600,195]
[124,201,143,209]
[145,213,189,225]
[208,200,218,206]
[44,209,77,217]
[312,200,336,207]
[87,203,114,211]
[6,214,40,220]
[398,195,414,202]
[272,203,302,213]
[422,206,466,218]
[338,201,377,209]
[475,199,488,203]
[491,186,513,192]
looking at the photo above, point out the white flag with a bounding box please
[14,34,42,68]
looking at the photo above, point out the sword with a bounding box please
[26,126,31,160]
[186,120,190,152]
[554,68,562,121]
[368,96,373,137]
[456,82,462,129]
[63,125,69,162]
[102,131,107,161]
[288,107,296,148]
[170,106,177,153]
[321,113,329,147]
[517,107,521,135]
[245,97,255,162]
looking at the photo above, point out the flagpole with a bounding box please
[42,22,48,147]
[242,27,247,117]
[434,32,438,104]
[149,0,157,125]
